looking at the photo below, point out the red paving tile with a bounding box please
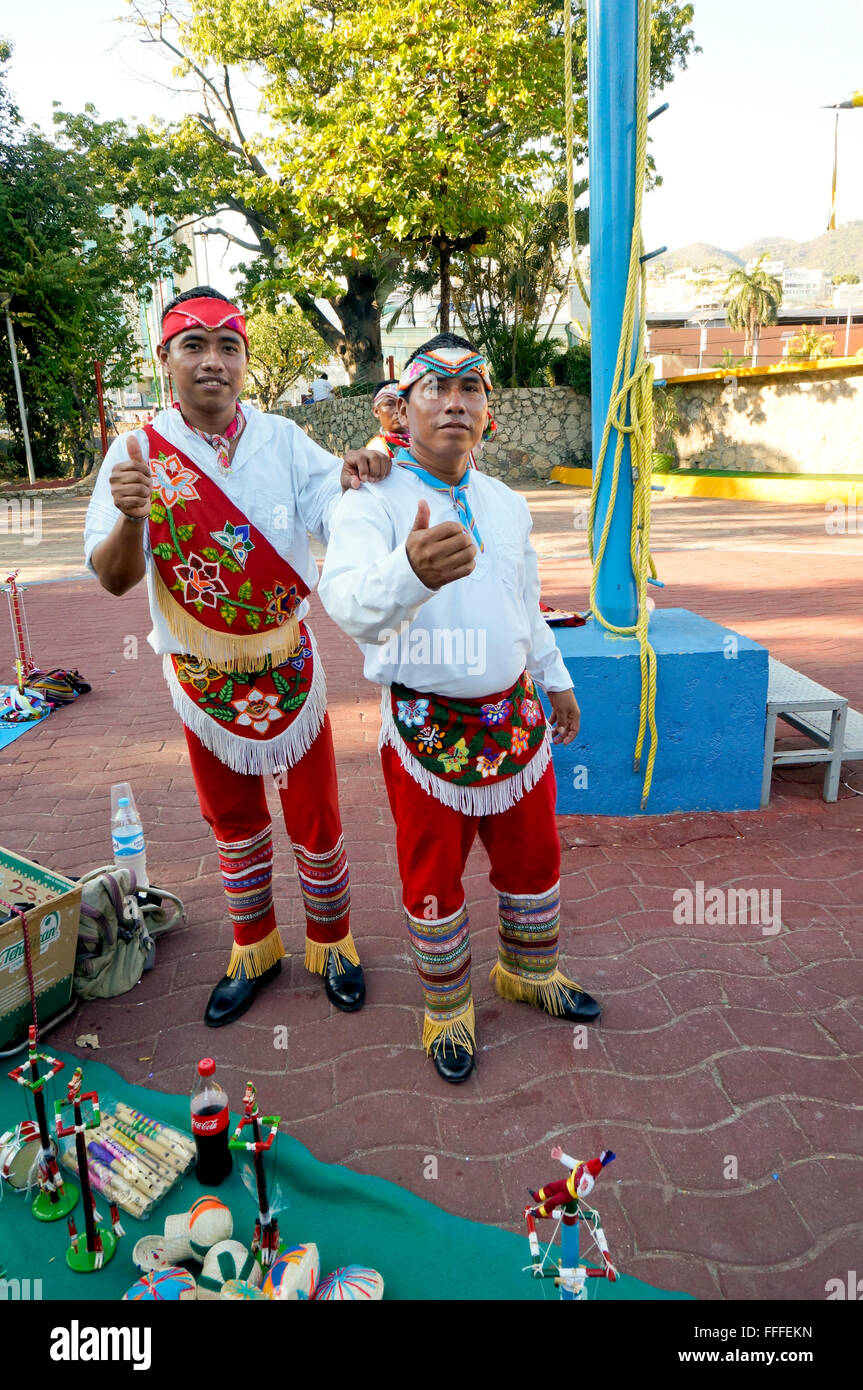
[1,491,861,1303]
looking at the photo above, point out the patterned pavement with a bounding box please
[1,485,861,1301]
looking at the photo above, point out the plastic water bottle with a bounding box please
[191,1058,233,1186]
[111,790,149,888]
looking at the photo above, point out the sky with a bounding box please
[4,0,863,271]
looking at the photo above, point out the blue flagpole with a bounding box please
[587,0,640,627]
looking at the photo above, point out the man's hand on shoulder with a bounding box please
[109,434,152,522]
[341,447,391,490]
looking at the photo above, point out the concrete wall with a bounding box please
[277,386,592,483]
[670,362,863,475]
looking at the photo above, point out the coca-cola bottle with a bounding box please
[191,1058,232,1186]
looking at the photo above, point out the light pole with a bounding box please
[0,293,36,485]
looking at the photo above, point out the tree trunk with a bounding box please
[294,268,384,384]
[439,242,452,334]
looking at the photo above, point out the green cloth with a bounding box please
[0,1052,692,1301]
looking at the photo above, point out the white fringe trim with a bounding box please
[163,626,327,776]
[379,689,552,816]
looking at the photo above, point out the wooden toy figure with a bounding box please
[229,1081,280,1269]
[524,1146,618,1300]
[54,1068,123,1272]
[8,1026,77,1221]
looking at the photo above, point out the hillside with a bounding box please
[658,222,863,279]
[657,243,742,272]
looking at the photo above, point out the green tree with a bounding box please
[724,256,783,366]
[451,177,586,385]
[0,57,184,477]
[245,302,328,410]
[83,0,696,380]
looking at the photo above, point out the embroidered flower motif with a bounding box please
[173,553,229,609]
[266,581,299,626]
[396,698,430,728]
[174,656,223,692]
[523,673,535,697]
[210,520,255,568]
[480,698,513,728]
[510,726,530,756]
[150,453,200,509]
[287,642,312,671]
[520,697,542,727]
[476,745,507,778]
[232,688,283,733]
[415,723,443,755]
[437,737,469,774]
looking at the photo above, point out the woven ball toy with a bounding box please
[123,1266,197,1301]
[313,1265,384,1301]
[260,1243,319,1301]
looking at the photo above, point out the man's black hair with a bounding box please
[373,378,399,401]
[319,371,328,380]
[405,332,476,366]
[161,285,232,321]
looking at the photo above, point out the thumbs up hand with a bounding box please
[405,500,476,589]
[109,434,152,522]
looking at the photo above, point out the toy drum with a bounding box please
[0,1121,41,1192]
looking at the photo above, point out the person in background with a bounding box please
[311,372,334,403]
[366,379,408,458]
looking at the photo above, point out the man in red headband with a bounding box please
[85,285,389,1026]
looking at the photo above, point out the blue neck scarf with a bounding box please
[394,448,483,553]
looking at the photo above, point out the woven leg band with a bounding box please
[293,836,358,975]
[406,903,475,1057]
[491,882,583,1013]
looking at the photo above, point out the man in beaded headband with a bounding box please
[320,331,599,1084]
[85,286,393,1029]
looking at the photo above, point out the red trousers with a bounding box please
[185,713,356,976]
[380,743,560,917]
[381,744,566,1052]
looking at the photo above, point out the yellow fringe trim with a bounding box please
[421,1001,476,1058]
[489,962,584,1016]
[304,930,361,977]
[226,927,286,979]
[154,568,302,672]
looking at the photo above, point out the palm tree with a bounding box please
[724,256,783,366]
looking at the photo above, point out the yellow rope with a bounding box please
[586,0,659,808]
[563,0,590,312]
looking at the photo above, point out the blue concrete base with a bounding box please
[547,609,768,815]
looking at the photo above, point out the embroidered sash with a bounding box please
[381,671,551,815]
[145,426,309,671]
[164,622,326,775]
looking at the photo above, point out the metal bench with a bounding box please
[762,657,863,806]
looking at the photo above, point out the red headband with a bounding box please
[160,296,248,349]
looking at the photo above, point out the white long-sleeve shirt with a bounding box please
[83,403,344,656]
[318,464,572,699]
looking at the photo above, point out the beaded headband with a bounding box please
[398,347,492,396]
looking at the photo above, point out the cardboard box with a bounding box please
[0,849,81,1052]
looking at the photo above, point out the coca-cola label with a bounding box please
[192,1107,229,1136]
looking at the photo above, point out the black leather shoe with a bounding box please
[204,960,281,1027]
[430,1039,475,1084]
[324,955,366,1012]
[541,984,602,1023]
